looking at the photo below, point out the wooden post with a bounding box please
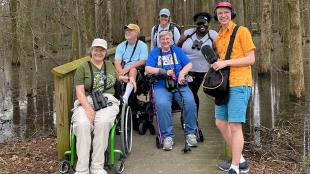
[54,75,73,160]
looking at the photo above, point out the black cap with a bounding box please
[193,12,212,23]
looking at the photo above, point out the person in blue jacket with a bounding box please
[145,30,198,151]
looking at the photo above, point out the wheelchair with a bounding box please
[58,83,133,174]
[146,76,204,150]
[120,67,156,135]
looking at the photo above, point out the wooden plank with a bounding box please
[55,75,74,160]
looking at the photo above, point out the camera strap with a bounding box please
[121,40,139,67]
[159,47,177,71]
[88,60,107,93]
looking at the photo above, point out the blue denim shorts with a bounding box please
[215,86,251,123]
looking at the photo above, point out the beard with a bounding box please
[125,34,132,40]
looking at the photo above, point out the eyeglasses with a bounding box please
[125,28,134,32]
[160,14,169,18]
[217,11,231,17]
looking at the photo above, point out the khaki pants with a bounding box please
[72,93,120,173]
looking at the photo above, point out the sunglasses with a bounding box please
[160,14,169,18]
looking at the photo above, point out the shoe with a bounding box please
[90,167,107,174]
[227,168,238,174]
[218,160,249,173]
[186,134,197,147]
[163,137,174,151]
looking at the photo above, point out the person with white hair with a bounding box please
[72,38,120,174]
[145,30,198,151]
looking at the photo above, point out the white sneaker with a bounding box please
[186,134,198,147]
[90,167,107,174]
[162,137,174,151]
[74,171,89,174]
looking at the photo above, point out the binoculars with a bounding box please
[191,40,203,50]
[91,90,110,111]
[165,76,178,92]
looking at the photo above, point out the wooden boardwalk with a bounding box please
[123,90,226,174]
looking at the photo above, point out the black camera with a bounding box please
[191,40,203,50]
[91,90,109,111]
[165,76,177,92]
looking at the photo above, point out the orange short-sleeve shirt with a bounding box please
[215,21,256,87]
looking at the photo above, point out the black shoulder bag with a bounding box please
[202,25,239,105]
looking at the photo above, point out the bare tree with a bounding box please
[258,0,272,75]
[288,0,304,98]
[9,0,19,65]
[281,0,289,71]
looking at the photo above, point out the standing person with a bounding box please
[178,12,217,115]
[213,1,256,174]
[150,8,181,50]
[72,38,120,174]
[145,30,198,151]
[114,24,148,103]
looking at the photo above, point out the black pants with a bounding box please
[188,72,206,115]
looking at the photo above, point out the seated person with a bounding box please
[114,24,148,103]
[145,30,198,151]
[72,38,120,174]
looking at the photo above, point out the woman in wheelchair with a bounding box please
[72,38,120,174]
[145,30,198,151]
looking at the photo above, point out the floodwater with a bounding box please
[0,34,310,170]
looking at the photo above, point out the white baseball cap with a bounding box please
[91,38,107,49]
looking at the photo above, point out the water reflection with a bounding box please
[250,36,310,171]
[0,54,56,143]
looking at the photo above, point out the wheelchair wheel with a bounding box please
[115,159,125,174]
[138,121,147,135]
[121,103,133,156]
[58,160,70,174]
[155,136,162,149]
[197,128,204,142]
[149,123,156,135]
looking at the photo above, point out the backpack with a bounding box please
[153,22,181,47]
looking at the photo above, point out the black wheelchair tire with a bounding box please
[115,159,125,174]
[197,128,204,142]
[138,121,147,135]
[58,160,70,174]
[121,103,133,157]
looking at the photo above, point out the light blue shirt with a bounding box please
[115,40,148,68]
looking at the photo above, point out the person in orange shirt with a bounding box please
[212,2,256,174]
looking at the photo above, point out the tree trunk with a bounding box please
[234,0,245,26]
[288,0,305,98]
[71,0,81,60]
[83,0,95,47]
[281,0,289,71]
[301,0,310,37]
[10,0,20,65]
[106,0,112,46]
[258,0,272,75]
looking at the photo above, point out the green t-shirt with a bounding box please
[74,60,118,95]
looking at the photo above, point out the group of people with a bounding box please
[71,1,256,174]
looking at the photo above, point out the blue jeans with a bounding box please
[153,86,197,138]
